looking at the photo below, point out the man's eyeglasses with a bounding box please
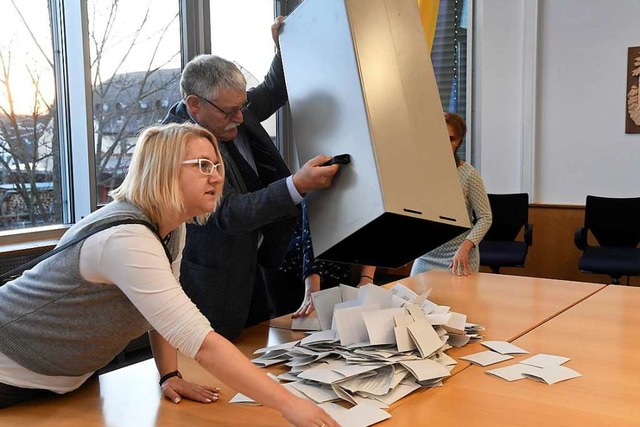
[182,158,221,175]
[196,94,251,119]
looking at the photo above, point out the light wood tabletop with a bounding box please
[387,284,640,426]
[395,271,605,344]
[0,324,304,427]
[0,272,610,426]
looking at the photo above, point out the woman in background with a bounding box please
[0,123,337,427]
[411,112,492,276]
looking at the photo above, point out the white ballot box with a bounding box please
[279,0,470,268]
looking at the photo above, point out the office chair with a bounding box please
[479,193,533,273]
[574,195,640,284]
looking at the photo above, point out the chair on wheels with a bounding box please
[574,195,640,284]
[479,193,533,273]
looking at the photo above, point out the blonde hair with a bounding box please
[110,123,224,225]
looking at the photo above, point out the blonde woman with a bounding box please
[0,123,338,426]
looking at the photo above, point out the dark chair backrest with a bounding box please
[584,195,640,248]
[483,193,529,241]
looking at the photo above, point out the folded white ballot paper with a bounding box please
[311,284,359,330]
[481,340,529,355]
[251,356,290,367]
[254,340,300,355]
[519,353,570,368]
[319,402,391,427]
[230,373,280,404]
[406,320,445,358]
[520,365,582,385]
[442,312,467,335]
[291,315,321,331]
[447,333,470,348]
[485,363,531,382]
[333,303,380,346]
[357,284,393,309]
[460,350,514,367]
[362,307,405,346]
[297,367,346,384]
[425,312,451,326]
[290,381,341,403]
[399,358,451,382]
[406,303,428,322]
[389,283,417,302]
[301,329,339,346]
[335,364,395,396]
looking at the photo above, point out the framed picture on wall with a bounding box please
[626,46,640,134]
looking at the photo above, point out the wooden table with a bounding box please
[388,284,640,426]
[0,272,610,426]
[398,270,604,344]
[0,325,301,427]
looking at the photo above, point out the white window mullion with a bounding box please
[51,0,96,221]
[180,0,211,64]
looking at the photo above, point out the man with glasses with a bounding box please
[163,17,339,340]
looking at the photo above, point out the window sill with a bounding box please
[0,224,70,257]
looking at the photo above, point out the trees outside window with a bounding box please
[89,0,181,205]
[0,0,182,231]
[0,0,60,229]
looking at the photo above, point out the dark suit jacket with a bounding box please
[163,54,299,340]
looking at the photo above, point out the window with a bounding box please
[88,0,182,205]
[0,0,61,231]
[0,0,470,241]
[0,0,184,240]
[210,0,276,137]
[432,0,469,159]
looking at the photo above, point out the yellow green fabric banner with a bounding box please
[417,0,440,52]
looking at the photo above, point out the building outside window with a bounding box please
[0,0,61,231]
[88,0,182,205]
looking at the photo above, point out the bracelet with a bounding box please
[360,275,374,281]
[159,370,182,386]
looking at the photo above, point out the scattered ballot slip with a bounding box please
[485,364,531,381]
[481,340,529,355]
[460,350,514,367]
[519,353,570,368]
[320,402,392,427]
[520,365,582,385]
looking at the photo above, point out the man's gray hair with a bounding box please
[180,54,246,100]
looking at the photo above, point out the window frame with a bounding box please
[0,0,193,247]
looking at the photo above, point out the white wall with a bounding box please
[474,0,640,204]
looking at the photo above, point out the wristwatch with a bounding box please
[159,370,182,386]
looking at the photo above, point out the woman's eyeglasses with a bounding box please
[182,158,221,175]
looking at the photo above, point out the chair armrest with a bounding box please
[574,227,588,250]
[524,224,533,246]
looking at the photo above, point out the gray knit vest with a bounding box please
[0,201,182,376]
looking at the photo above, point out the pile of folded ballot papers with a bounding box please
[240,283,484,425]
